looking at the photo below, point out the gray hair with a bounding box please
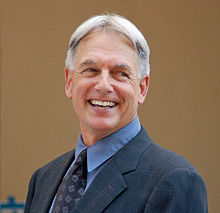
[65,13,150,79]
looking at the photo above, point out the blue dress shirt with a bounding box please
[49,116,141,212]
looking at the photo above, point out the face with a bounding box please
[65,31,149,145]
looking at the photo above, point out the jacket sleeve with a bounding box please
[144,168,208,213]
[24,169,40,213]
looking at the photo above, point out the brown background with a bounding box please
[0,0,219,212]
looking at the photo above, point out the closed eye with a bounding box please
[120,72,129,78]
[113,70,130,79]
[84,68,97,72]
[81,67,100,77]
[81,68,99,75]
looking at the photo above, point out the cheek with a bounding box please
[116,89,137,107]
[72,79,91,95]
[72,80,97,107]
[119,83,139,99]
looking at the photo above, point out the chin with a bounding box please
[89,119,118,132]
[93,123,116,131]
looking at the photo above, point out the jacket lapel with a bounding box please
[73,127,152,213]
[36,150,75,213]
[73,160,127,213]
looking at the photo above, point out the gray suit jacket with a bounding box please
[25,127,208,212]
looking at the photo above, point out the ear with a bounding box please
[65,68,73,99]
[138,76,149,104]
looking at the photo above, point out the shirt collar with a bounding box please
[75,116,141,173]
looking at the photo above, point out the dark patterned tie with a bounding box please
[52,149,87,213]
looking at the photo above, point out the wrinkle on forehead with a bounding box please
[77,32,136,60]
[81,29,135,51]
[74,30,138,74]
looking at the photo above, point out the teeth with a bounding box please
[90,100,116,107]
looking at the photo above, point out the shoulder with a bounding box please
[133,127,206,190]
[142,142,197,173]
[136,127,198,174]
[134,128,208,211]
[140,141,206,188]
[141,143,208,212]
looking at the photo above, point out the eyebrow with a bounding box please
[79,59,132,73]
[113,64,132,72]
[79,59,97,69]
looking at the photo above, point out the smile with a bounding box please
[89,99,117,109]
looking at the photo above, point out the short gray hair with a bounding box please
[65,13,150,79]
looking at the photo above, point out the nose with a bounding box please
[94,70,113,93]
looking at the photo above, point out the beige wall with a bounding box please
[0,0,219,212]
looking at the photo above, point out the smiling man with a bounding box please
[25,14,208,213]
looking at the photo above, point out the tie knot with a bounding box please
[76,149,87,165]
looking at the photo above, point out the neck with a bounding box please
[80,126,113,147]
[79,117,138,147]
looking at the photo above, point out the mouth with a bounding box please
[89,99,117,109]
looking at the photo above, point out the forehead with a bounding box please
[81,29,135,49]
[74,30,137,66]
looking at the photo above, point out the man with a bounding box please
[25,14,208,213]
